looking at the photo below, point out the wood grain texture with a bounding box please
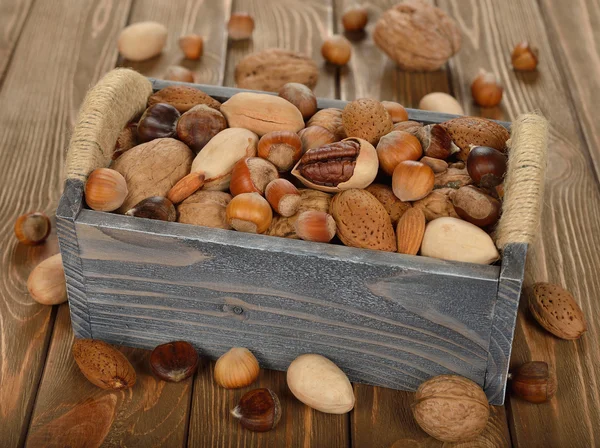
[223,0,336,97]
[0,0,132,445]
[437,0,600,446]
[120,0,231,85]
[0,0,34,82]
[26,305,193,448]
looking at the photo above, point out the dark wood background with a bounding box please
[1,0,599,447]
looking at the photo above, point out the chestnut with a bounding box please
[84,168,128,212]
[265,179,300,217]
[179,34,204,60]
[258,131,303,172]
[467,146,507,188]
[150,340,199,382]
[14,212,51,245]
[125,196,176,221]
[376,131,422,176]
[294,210,336,243]
[510,361,557,403]
[321,35,351,66]
[137,103,181,143]
[452,185,501,228]
[226,192,273,234]
[176,104,227,154]
[231,388,281,432]
[392,161,434,202]
[298,126,337,154]
[230,157,279,196]
[278,83,317,120]
[228,13,254,40]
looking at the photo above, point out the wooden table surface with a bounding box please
[1,0,599,446]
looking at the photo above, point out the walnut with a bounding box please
[177,191,232,229]
[373,0,461,71]
[235,49,319,92]
[434,167,472,189]
[412,188,458,221]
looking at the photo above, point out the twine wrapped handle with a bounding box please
[65,68,152,182]
[495,113,549,249]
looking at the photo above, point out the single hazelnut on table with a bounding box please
[294,210,336,243]
[228,13,255,40]
[416,124,460,160]
[230,157,279,196]
[150,340,199,382]
[167,172,206,204]
[226,192,273,234]
[298,126,337,154]
[258,131,303,172]
[512,41,538,71]
[214,347,260,389]
[420,156,448,174]
[265,179,300,217]
[137,103,181,143]
[231,388,281,432]
[471,69,503,108]
[510,361,557,403]
[342,6,368,32]
[125,196,177,222]
[452,185,501,228]
[376,131,423,176]
[321,35,352,66]
[164,65,194,83]
[27,253,67,305]
[179,34,204,60]
[467,146,507,188]
[176,104,228,154]
[84,168,128,212]
[278,83,318,120]
[381,101,408,123]
[392,161,434,202]
[14,212,51,245]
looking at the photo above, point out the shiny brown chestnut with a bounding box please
[510,361,557,403]
[150,340,199,382]
[467,146,507,188]
[125,196,177,221]
[14,212,51,245]
[176,105,227,154]
[452,185,501,228]
[231,388,281,432]
[137,103,181,143]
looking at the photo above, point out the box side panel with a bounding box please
[56,179,92,338]
[75,219,501,396]
[484,243,527,405]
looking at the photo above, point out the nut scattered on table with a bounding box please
[342,6,368,32]
[471,69,503,108]
[118,21,167,61]
[179,34,204,60]
[321,35,352,66]
[164,65,194,83]
[231,388,281,432]
[150,340,199,382]
[419,92,464,115]
[72,339,136,390]
[227,13,255,40]
[14,212,51,245]
[512,41,538,71]
[510,361,557,403]
[27,254,67,305]
[214,347,260,389]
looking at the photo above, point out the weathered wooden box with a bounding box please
[57,71,546,405]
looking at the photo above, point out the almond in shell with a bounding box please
[148,85,221,113]
[330,189,397,252]
[72,339,136,390]
[441,117,510,161]
[528,283,587,340]
[396,208,425,255]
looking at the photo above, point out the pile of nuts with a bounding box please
[84,83,511,265]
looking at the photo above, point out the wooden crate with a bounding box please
[57,77,528,406]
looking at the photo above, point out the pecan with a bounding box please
[296,140,360,187]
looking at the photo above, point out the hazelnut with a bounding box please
[393,120,423,136]
[381,101,408,123]
[321,35,352,66]
[392,161,434,202]
[416,124,460,160]
[230,157,279,196]
[176,104,228,154]
[365,183,411,225]
[258,131,303,172]
[452,185,501,228]
[137,103,181,143]
[167,172,206,204]
[84,168,128,212]
[294,210,336,243]
[226,192,273,233]
[179,34,204,60]
[510,361,557,403]
[164,65,194,83]
[512,41,538,71]
[231,388,281,432]
[228,13,255,40]
[125,196,177,221]
[471,69,503,107]
[420,156,448,174]
[27,254,67,305]
[467,146,507,188]
[150,340,199,382]
[265,179,301,217]
[376,131,422,176]
[298,126,337,154]
[14,212,51,245]
[419,92,464,115]
[215,347,260,389]
[278,83,317,120]
[342,98,393,145]
[342,6,368,32]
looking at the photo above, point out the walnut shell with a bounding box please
[177,191,232,230]
[342,98,393,145]
[112,138,193,213]
[365,184,411,226]
[307,108,346,140]
[235,49,319,92]
[330,189,397,252]
[412,375,489,443]
[412,188,458,221]
[373,0,461,71]
[267,189,332,239]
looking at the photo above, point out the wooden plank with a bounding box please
[26,305,193,448]
[0,0,35,82]
[437,0,600,446]
[120,0,232,85]
[223,0,336,97]
[0,0,132,445]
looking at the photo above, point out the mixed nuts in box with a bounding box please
[84,82,510,266]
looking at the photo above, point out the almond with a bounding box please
[72,339,136,390]
[528,283,587,340]
[148,85,221,113]
[342,98,393,145]
[441,117,510,161]
[396,208,425,255]
[330,189,396,252]
[167,172,206,204]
